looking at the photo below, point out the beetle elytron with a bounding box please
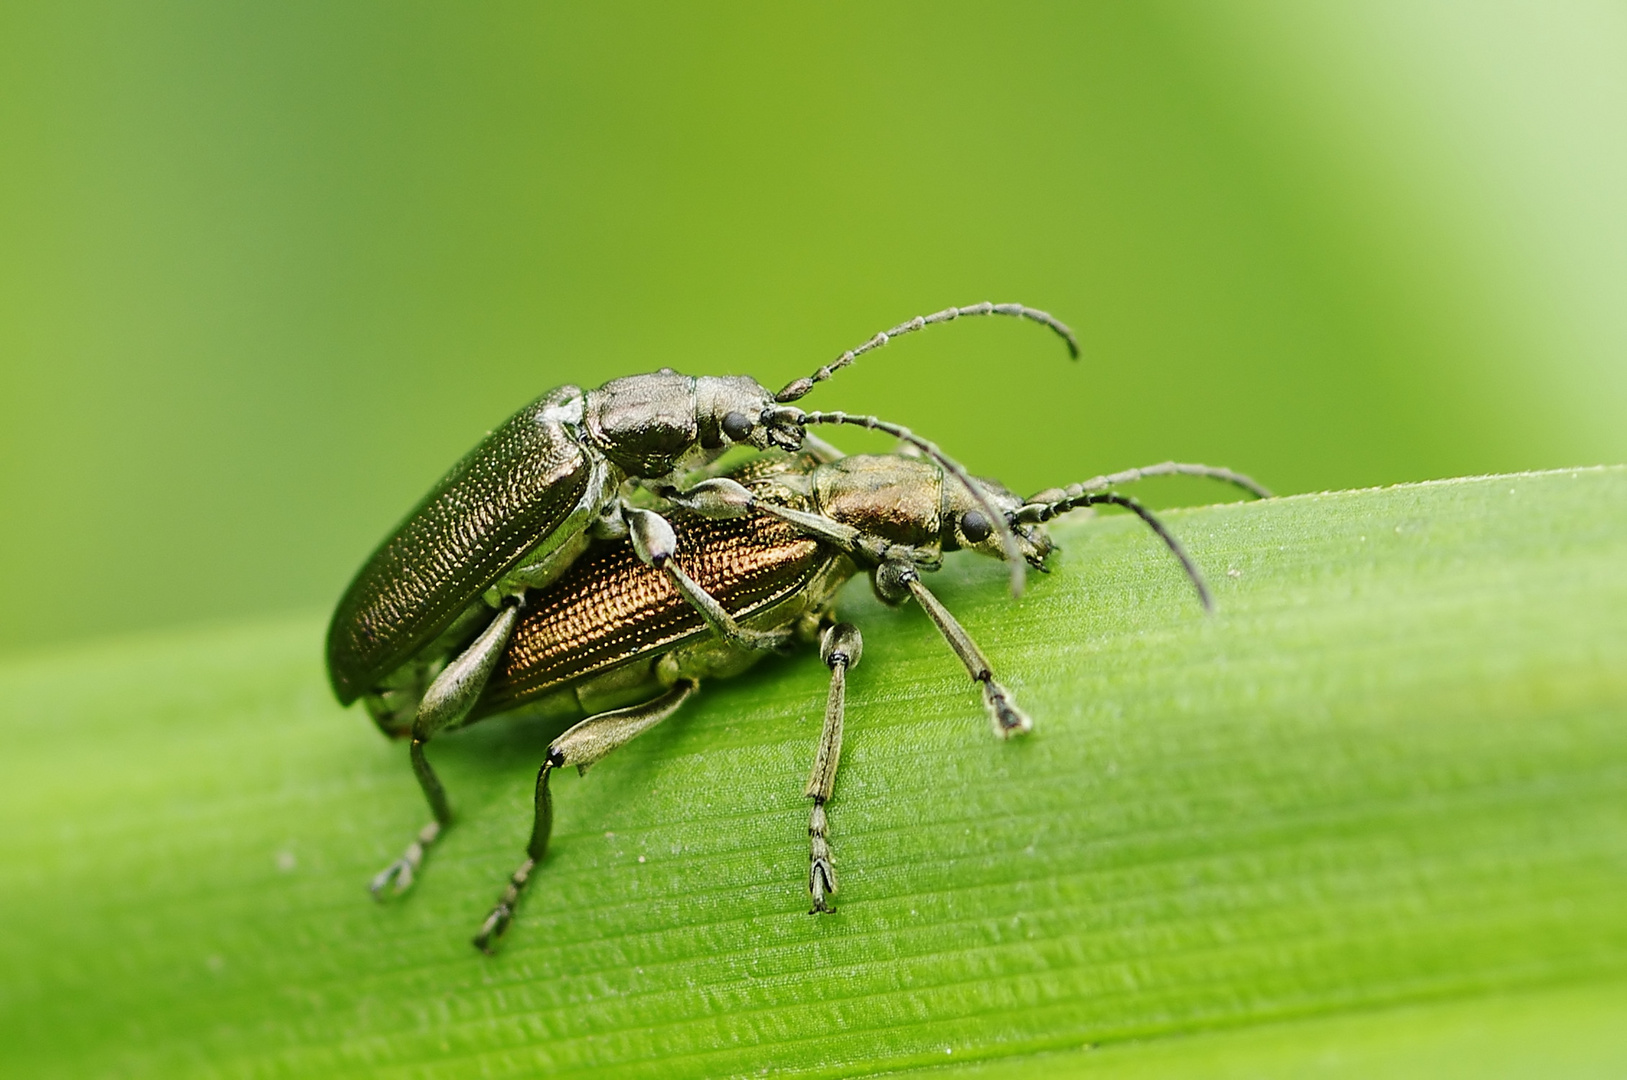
[328,303,1078,886]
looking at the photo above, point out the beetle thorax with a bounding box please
[812,455,946,550]
[584,372,781,479]
[585,372,703,478]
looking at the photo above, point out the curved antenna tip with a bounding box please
[780,301,1079,401]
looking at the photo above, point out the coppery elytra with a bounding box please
[341,438,1268,952]
[328,302,1079,895]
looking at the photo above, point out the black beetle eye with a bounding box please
[721,411,754,442]
[959,509,992,543]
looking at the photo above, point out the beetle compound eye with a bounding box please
[721,411,754,442]
[960,510,993,543]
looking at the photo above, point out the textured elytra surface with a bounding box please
[481,510,822,714]
[479,454,827,716]
[325,385,593,703]
[2,467,1625,1078]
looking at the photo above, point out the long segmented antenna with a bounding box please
[1028,461,1273,504]
[773,407,1031,597]
[1017,490,1213,611]
[775,302,1079,403]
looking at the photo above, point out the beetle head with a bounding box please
[694,376,796,453]
[941,473,1055,569]
[806,454,1053,571]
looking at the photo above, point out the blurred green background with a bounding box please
[2,1,1625,656]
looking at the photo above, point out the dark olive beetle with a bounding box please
[329,303,1077,890]
[351,444,1268,951]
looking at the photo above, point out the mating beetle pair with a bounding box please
[328,301,1076,717]
[325,303,1269,951]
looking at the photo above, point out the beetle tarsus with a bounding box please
[473,857,534,954]
[981,678,1033,738]
[808,800,838,914]
[369,820,441,898]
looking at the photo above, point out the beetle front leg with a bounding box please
[806,624,861,913]
[626,507,789,651]
[371,603,522,898]
[473,679,699,953]
[876,561,1032,738]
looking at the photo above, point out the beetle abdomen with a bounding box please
[327,386,607,704]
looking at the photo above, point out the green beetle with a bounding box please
[327,303,1079,889]
[328,302,1079,720]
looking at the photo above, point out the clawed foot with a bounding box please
[472,857,535,954]
[808,862,837,915]
[808,801,837,914]
[369,821,441,899]
[983,680,1033,738]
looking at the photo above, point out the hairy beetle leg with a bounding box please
[806,624,861,913]
[474,680,699,954]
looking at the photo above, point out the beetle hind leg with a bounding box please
[472,756,555,953]
[371,603,521,899]
[473,679,699,954]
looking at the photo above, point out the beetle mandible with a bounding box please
[329,303,1077,888]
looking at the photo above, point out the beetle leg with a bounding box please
[473,679,699,954]
[626,507,789,651]
[656,477,756,520]
[588,497,630,541]
[876,561,1032,738]
[806,624,861,914]
[371,603,522,899]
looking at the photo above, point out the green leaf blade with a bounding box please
[2,467,1625,1077]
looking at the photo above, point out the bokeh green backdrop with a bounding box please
[3,2,1625,656]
